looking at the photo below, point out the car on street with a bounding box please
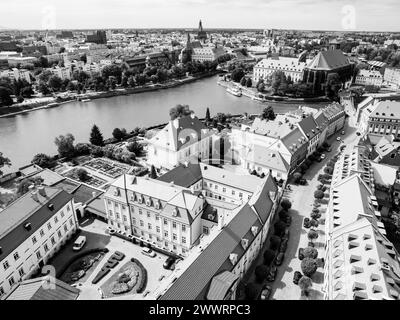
[260,285,272,300]
[299,178,307,185]
[320,154,326,160]
[303,217,311,228]
[298,248,304,260]
[336,137,341,141]
[163,256,176,270]
[341,130,345,135]
[275,252,285,266]
[279,239,288,253]
[282,228,290,241]
[73,236,86,251]
[267,265,278,282]
[293,271,303,285]
[141,247,156,258]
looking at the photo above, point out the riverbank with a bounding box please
[0,71,221,118]
[218,80,330,104]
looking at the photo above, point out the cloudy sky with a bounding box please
[1,0,399,31]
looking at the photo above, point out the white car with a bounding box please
[320,154,326,160]
[141,247,156,258]
[336,137,341,141]
[72,236,86,251]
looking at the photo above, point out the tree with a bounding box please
[263,250,276,266]
[301,258,318,277]
[0,152,11,176]
[76,168,90,182]
[169,104,192,120]
[303,247,318,259]
[256,81,265,92]
[244,282,259,300]
[17,177,43,195]
[75,143,91,156]
[325,73,342,100]
[90,125,105,146]
[246,78,252,87]
[90,146,104,158]
[281,198,292,211]
[310,211,321,220]
[231,68,245,82]
[149,165,157,179]
[48,75,63,91]
[205,107,211,122]
[274,220,287,237]
[127,140,144,156]
[314,190,324,199]
[293,172,302,183]
[261,106,276,120]
[269,235,281,251]
[324,166,333,175]
[54,133,75,159]
[279,210,288,222]
[254,265,269,283]
[240,76,247,86]
[310,219,319,228]
[31,153,54,168]
[307,230,319,243]
[298,276,312,296]
[112,128,125,141]
[0,86,13,107]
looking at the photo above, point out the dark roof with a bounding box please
[71,184,103,205]
[0,188,73,262]
[160,204,260,300]
[250,175,277,223]
[280,127,307,155]
[5,276,80,300]
[85,194,107,218]
[176,115,209,151]
[52,178,80,194]
[306,49,351,71]
[157,162,202,188]
[206,271,239,300]
[298,116,319,139]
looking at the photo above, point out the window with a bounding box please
[116,213,120,219]
[155,215,159,221]
[203,226,209,235]
[69,219,74,227]
[173,222,177,229]
[47,222,52,230]
[61,211,64,218]
[232,190,235,195]
[139,209,142,215]
[156,226,160,233]
[57,230,62,238]
[147,212,151,218]
[32,236,37,245]
[132,218,136,225]
[0,286,4,297]
[182,225,186,232]
[51,237,56,245]
[140,220,144,227]
[44,244,49,252]
[164,231,169,237]
[164,219,168,225]
[8,277,15,287]
[67,205,71,212]
[3,260,10,271]
[64,225,68,233]
[36,251,42,259]
[223,187,226,193]
[54,216,58,224]
[182,237,186,244]
[123,215,127,222]
[18,267,25,277]
[148,223,152,230]
[239,193,243,198]
[13,252,20,261]
[173,233,177,240]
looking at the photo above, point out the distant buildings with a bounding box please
[48,66,72,80]
[86,30,107,45]
[191,45,226,62]
[302,49,354,94]
[253,56,306,83]
[0,68,31,83]
[355,69,383,87]
[384,68,400,89]
[0,186,77,298]
[196,20,207,43]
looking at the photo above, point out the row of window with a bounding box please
[204,181,244,198]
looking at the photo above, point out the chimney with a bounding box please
[92,191,97,198]
[38,186,46,197]
[170,181,174,187]
[183,161,189,168]
[190,112,195,119]
[218,213,225,230]
[31,191,39,202]
[190,185,195,194]
[172,118,179,129]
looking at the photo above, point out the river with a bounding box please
[0,75,330,170]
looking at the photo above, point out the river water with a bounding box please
[0,75,329,170]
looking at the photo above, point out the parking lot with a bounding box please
[51,218,173,300]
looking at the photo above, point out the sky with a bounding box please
[1,0,400,32]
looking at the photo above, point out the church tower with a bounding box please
[197,19,207,43]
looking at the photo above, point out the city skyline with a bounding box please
[1,0,400,32]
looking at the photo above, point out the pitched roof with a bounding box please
[280,127,308,154]
[206,271,239,300]
[297,116,319,139]
[0,187,73,262]
[160,204,259,300]
[246,145,290,173]
[306,50,350,71]
[157,162,202,188]
[5,276,80,300]
[372,100,400,119]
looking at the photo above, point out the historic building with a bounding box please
[253,56,306,83]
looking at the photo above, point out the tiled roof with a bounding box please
[297,116,319,139]
[371,100,400,119]
[206,271,239,300]
[0,187,73,262]
[246,145,290,173]
[157,162,202,188]
[5,276,80,300]
[306,49,351,71]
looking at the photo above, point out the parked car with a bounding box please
[298,248,304,260]
[73,236,86,251]
[299,178,307,185]
[279,239,288,253]
[320,154,326,160]
[303,217,311,228]
[275,252,285,266]
[293,271,303,285]
[163,256,176,270]
[356,132,361,136]
[336,137,341,141]
[341,130,345,135]
[282,228,290,241]
[260,285,272,300]
[141,247,156,258]
[267,265,278,282]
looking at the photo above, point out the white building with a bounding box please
[384,67,400,89]
[48,66,72,80]
[253,56,306,83]
[191,46,226,62]
[0,68,31,83]
[355,69,383,87]
[147,114,214,170]
[7,56,37,67]
[0,186,77,299]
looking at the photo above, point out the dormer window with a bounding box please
[229,253,238,265]
[146,198,152,207]
[241,238,249,250]
[155,201,161,210]
[138,195,143,204]
[130,193,136,202]
[172,207,179,217]
[114,188,121,197]
[251,226,258,236]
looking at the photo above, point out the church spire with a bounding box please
[199,20,203,32]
